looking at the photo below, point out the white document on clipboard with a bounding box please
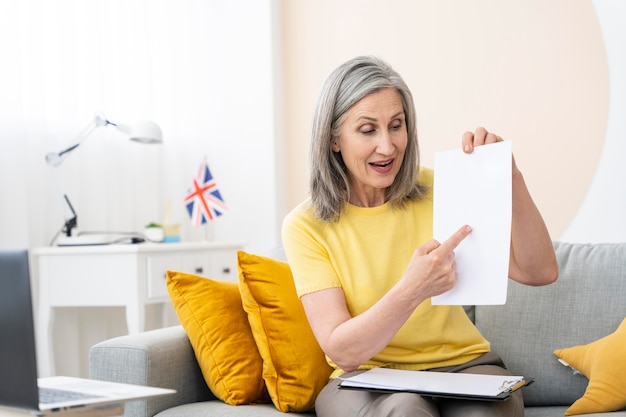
[432,141,512,305]
[338,368,530,401]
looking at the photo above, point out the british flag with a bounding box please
[184,160,228,227]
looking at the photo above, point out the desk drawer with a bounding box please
[208,250,238,283]
[180,252,211,278]
[146,254,181,299]
[145,248,239,298]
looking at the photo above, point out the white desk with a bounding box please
[32,241,242,376]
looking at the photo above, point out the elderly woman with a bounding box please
[282,55,558,417]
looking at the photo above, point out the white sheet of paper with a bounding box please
[339,368,524,397]
[432,141,512,305]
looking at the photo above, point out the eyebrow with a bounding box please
[356,110,405,123]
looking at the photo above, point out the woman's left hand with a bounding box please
[460,126,558,286]
[461,127,519,174]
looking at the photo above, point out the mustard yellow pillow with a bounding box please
[237,251,333,412]
[553,317,626,415]
[166,270,267,405]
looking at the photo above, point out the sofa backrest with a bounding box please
[474,241,626,406]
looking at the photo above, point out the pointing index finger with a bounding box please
[437,225,472,254]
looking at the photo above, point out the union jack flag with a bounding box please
[184,160,228,227]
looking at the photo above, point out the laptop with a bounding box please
[0,249,175,416]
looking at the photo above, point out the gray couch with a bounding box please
[89,242,626,416]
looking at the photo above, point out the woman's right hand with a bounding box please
[299,225,472,371]
[401,225,472,303]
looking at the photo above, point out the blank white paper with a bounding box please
[432,141,512,305]
[340,367,524,397]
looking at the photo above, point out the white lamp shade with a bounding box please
[125,121,163,144]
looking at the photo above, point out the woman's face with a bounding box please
[333,88,407,207]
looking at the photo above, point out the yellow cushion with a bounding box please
[553,317,626,415]
[237,251,333,412]
[166,270,267,405]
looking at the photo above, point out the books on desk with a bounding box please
[339,368,532,401]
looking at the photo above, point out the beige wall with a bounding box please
[280,0,609,241]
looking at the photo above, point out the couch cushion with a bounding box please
[474,242,626,407]
[554,317,626,415]
[155,401,315,417]
[525,407,626,417]
[166,270,268,405]
[237,251,333,412]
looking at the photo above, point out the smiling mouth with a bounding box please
[369,159,393,168]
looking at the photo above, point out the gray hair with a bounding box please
[310,55,427,222]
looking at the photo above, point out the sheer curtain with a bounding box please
[0,0,283,376]
[0,0,283,251]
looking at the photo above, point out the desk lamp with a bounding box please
[46,114,163,245]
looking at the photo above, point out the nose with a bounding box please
[376,130,395,155]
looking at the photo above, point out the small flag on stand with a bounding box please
[184,160,228,227]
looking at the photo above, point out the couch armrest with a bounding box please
[89,326,216,417]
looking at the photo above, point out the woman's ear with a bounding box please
[331,140,340,153]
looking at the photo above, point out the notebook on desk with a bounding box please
[0,249,175,416]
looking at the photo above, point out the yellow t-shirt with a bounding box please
[281,168,490,377]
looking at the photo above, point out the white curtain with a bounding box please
[0,0,283,376]
[0,0,282,252]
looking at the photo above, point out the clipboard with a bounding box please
[338,368,533,401]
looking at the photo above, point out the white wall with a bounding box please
[562,0,626,243]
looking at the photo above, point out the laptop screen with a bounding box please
[0,249,41,411]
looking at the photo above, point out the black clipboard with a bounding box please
[338,368,533,401]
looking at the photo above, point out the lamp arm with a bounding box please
[57,143,80,158]
[45,114,112,167]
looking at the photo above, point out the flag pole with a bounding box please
[203,220,215,242]
[202,155,213,242]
